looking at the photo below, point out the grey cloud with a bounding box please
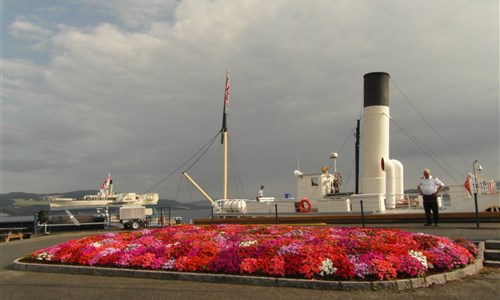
[2,0,498,200]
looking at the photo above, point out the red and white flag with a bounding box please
[224,69,230,113]
[105,173,111,188]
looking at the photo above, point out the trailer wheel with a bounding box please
[124,223,131,229]
[131,220,141,230]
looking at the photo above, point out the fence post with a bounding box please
[168,207,171,226]
[360,200,365,228]
[275,204,279,224]
[33,212,37,235]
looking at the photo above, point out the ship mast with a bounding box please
[182,70,230,208]
[221,69,230,200]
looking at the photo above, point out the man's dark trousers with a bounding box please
[423,194,439,225]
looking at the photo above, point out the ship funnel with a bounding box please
[362,72,390,195]
[350,72,405,213]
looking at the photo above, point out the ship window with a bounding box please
[136,196,139,200]
[311,177,319,186]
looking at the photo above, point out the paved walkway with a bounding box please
[1,224,499,300]
[352,222,500,241]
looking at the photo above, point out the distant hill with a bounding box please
[1,190,99,201]
[1,192,47,200]
[404,186,450,194]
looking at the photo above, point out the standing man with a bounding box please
[256,185,264,201]
[417,169,445,226]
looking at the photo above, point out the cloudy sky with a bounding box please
[2,0,498,202]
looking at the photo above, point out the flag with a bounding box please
[224,69,230,114]
[221,69,230,143]
[105,173,111,188]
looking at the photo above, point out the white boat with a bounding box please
[186,71,499,217]
[49,174,159,209]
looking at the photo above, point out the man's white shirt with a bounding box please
[419,176,444,195]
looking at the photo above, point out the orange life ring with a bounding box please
[298,198,312,213]
[464,178,471,195]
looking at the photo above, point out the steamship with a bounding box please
[187,72,499,218]
[49,174,159,209]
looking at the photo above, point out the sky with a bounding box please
[2,0,499,203]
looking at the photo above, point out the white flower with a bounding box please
[239,240,257,247]
[409,250,428,268]
[124,243,141,252]
[90,242,102,248]
[140,229,152,235]
[36,252,54,261]
[165,242,180,248]
[320,258,337,276]
[162,259,176,270]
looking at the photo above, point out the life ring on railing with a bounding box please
[464,178,471,196]
[297,198,312,213]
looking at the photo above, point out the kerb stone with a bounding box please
[425,274,446,287]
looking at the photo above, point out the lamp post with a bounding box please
[472,160,480,228]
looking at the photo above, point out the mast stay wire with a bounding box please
[325,103,362,191]
[390,79,470,169]
[175,172,197,203]
[328,124,356,172]
[324,123,356,192]
[228,140,246,198]
[184,130,222,173]
[343,156,356,192]
[144,130,222,193]
[174,175,183,201]
[389,115,462,185]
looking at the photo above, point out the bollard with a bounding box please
[168,207,171,226]
[360,200,365,228]
[158,208,163,227]
[33,212,37,235]
[275,204,279,224]
[474,192,480,228]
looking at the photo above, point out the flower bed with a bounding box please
[25,225,477,281]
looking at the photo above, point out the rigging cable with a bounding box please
[343,156,356,192]
[144,130,222,193]
[322,123,357,192]
[388,115,462,185]
[184,130,222,172]
[328,124,355,171]
[174,174,183,201]
[228,140,246,198]
[391,79,470,169]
